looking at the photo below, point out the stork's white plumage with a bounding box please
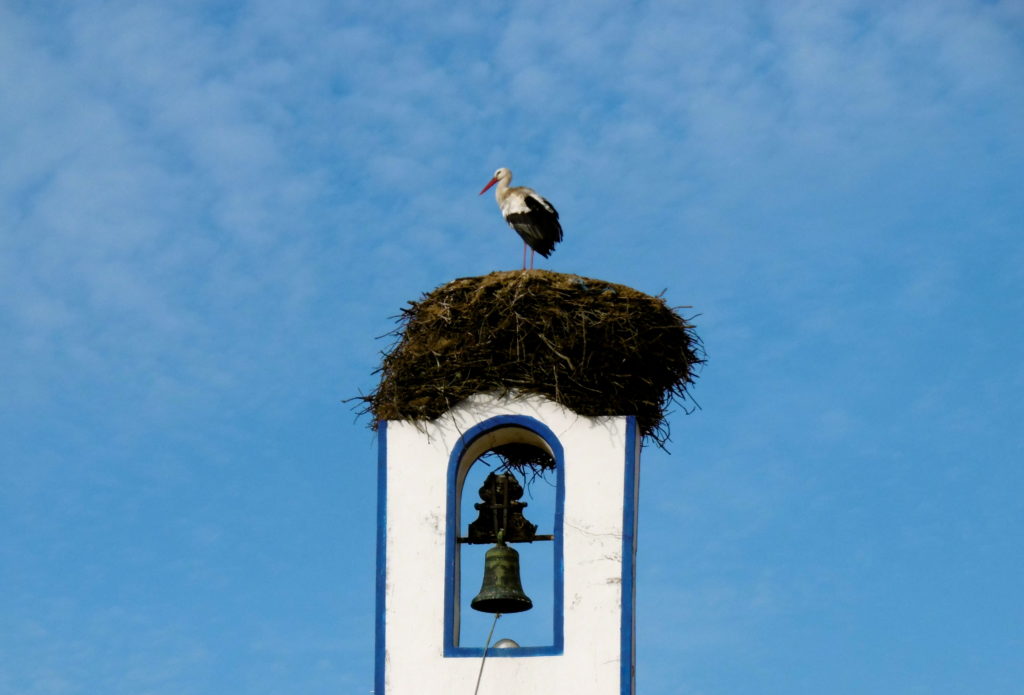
[479,167,563,269]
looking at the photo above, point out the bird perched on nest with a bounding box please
[480,167,563,270]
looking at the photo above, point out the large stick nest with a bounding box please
[360,270,703,444]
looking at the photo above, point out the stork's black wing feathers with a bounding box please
[506,196,564,257]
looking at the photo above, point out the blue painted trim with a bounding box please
[446,644,560,658]
[374,421,388,695]
[620,417,639,695]
[442,415,565,658]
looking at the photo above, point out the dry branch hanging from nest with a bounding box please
[360,270,703,445]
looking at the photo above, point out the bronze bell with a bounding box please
[470,538,533,614]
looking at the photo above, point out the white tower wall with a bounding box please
[375,394,640,695]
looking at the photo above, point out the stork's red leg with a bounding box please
[522,241,528,270]
[530,249,536,269]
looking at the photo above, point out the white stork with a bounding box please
[479,167,563,270]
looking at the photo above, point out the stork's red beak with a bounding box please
[479,177,499,195]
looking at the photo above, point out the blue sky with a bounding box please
[1,1,1022,693]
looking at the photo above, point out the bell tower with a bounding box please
[365,271,700,695]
